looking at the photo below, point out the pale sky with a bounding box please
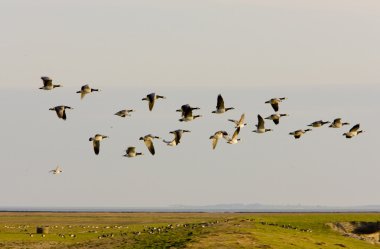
[0,1,379,208]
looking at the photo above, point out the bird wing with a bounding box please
[257,115,265,129]
[148,99,155,111]
[211,137,218,150]
[144,138,155,155]
[80,92,86,99]
[93,140,100,155]
[62,109,67,120]
[273,118,279,125]
[271,102,279,112]
[238,113,245,125]
[41,77,52,86]
[232,127,240,140]
[216,94,225,109]
[350,124,360,132]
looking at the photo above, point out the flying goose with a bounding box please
[124,147,143,157]
[329,118,350,128]
[265,97,287,112]
[179,107,202,122]
[226,127,241,144]
[209,130,228,149]
[49,106,73,120]
[265,113,288,125]
[253,115,272,133]
[115,109,135,118]
[140,134,160,155]
[49,166,63,175]
[39,77,62,90]
[76,84,100,99]
[212,94,234,114]
[343,124,364,138]
[89,134,108,155]
[228,113,247,128]
[163,129,191,146]
[176,104,200,117]
[289,129,312,139]
[308,120,330,127]
[142,93,166,111]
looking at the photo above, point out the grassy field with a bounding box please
[0,212,379,248]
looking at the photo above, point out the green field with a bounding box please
[0,212,379,248]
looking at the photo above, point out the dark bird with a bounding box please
[265,97,287,112]
[265,113,289,125]
[253,115,272,133]
[329,118,350,128]
[140,134,160,155]
[308,120,330,127]
[115,109,134,118]
[49,106,73,120]
[179,106,202,122]
[124,147,143,157]
[39,76,62,90]
[163,129,191,146]
[76,84,100,99]
[212,94,234,114]
[289,129,312,139]
[176,104,200,117]
[89,134,108,155]
[343,124,364,138]
[142,93,165,111]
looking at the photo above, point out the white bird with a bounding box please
[228,113,247,128]
[212,94,234,114]
[49,106,73,120]
[253,115,272,133]
[329,118,350,128]
[140,134,160,155]
[343,124,364,138]
[124,147,143,157]
[39,77,62,90]
[142,93,165,111]
[76,84,100,99]
[114,109,134,118]
[289,129,312,139]
[89,134,108,155]
[209,131,228,150]
[265,113,289,125]
[49,166,63,175]
[163,129,191,146]
[226,127,241,144]
[265,97,287,112]
[308,120,330,127]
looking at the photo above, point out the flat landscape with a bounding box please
[0,212,379,248]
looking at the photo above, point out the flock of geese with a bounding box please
[40,77,365,175]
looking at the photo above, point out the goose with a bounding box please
[140,134,160,155]
[265,113,288,125]
[49,166,63,175]
[265,97,287,112]
[76,84,99,99]
[124,147,143,157]
[343,124,364,138]
[49,106,73,120]
[226,127,241,144]
[176,104,200,117]
[39,76,62,90]
[308,120,330,127]
[89,134,108,155]
[163,129,191,146]
[329,118,350,128]
[212,94,234,114]
[228,113,247,128]
[209,130,228,149]
[253,115,272,133]
[289,129,312,139]
[142,93,166,111]
[179,107,202,122]
[114,109,134,118]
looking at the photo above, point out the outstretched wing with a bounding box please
[257,115,265,129]
[93,140,100,155]
[271,102,279,112]
[349,124,360,132]
[144,139,155,155]
[216,94,225,109]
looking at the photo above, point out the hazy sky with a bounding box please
[0,1,379,208]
